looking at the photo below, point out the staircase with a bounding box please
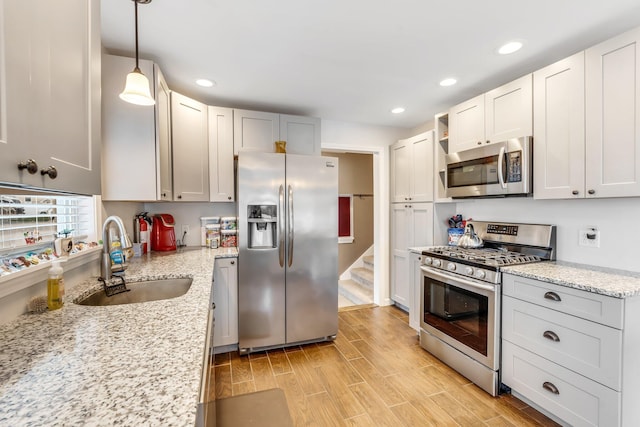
[339,255,374,306]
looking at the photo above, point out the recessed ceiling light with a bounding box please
[498,41,523,55]
[391,107,405,114]
[439,78,457,87]
[196,79,216,88]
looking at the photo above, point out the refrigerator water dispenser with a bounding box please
[247,205,277,248]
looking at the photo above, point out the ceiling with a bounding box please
[101,0,640,129]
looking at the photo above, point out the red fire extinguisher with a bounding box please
[135,212,152,254]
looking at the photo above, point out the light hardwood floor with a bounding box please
[210,305,560,426]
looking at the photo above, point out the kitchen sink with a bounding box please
[76,278,193,306]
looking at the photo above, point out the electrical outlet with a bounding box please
[181,225,190,236]
[579,227,600,248]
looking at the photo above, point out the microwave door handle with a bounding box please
[498,146,507,189]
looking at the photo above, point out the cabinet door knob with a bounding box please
[177,195,182,199]
[162,192,167,197]
[212,302,216,310]
[588,189,595,195]
[543,330,560,342]
[227,196,232,200]
[18,159,38,174]
[572,190,579,195]
[486,140,490,144]
[542,381,559,395]
[40,166,58,179]
[230,260,235,265]
[543,291,561,302]
[477,141,482,145]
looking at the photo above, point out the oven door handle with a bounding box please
[420,266,496,293]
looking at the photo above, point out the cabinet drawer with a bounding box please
[503,274,623,328]
[503,296,622,390]
[502,341,620,427]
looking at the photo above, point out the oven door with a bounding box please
[420,266,500,371]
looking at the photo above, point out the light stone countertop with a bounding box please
[0,246,237,426]
[502,261,640,299]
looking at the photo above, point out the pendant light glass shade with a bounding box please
[120,67,155,105]
[120,0,155,106]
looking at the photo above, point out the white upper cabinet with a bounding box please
[535,26,640,200]
[0,0,101,195]
[485,74,533,142]
[101,56,173,201]
[101,55,158,201]
[279,114,321,155]
[0,5,6,149]
[449,74,532,153]
[533,52,586,199]
[585,26,640,198]
[171,92,209,202]
[233,109,279,154]
[449,94,485,153]
[208,106,235,202]
[155,65,173,201]
[233,109,321,155]
[390,131,434,203]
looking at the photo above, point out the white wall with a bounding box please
[454,197,640,272]
[142,202,236,247]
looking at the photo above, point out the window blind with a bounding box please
[0,194,93,252]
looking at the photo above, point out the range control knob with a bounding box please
[447,262,456,271]
[432,259,442,268]
[465,267,474,276]
[475,270,486,279]
[423,257,432,266]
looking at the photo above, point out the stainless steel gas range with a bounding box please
[419,221,556,396]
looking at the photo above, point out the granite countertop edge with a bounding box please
[502,261,640,299]
[0,246,237,426]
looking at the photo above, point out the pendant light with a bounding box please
[119,0,155,106]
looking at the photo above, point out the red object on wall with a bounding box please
[338,196,351,237]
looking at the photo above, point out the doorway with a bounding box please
[322,144,390,308]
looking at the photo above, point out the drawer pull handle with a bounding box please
[543,330,560,342]
[544,291,561,302]
[542,381,560,395]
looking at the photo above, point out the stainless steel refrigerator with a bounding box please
[237,151,339,354]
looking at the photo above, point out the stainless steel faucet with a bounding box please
[101,215,133,280]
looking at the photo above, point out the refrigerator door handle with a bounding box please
[288,184,294,267]
[278,184,285,268]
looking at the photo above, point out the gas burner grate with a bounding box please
[424,246,542,267]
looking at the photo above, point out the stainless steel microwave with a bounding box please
[445,136,532,198]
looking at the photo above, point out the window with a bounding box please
[0,193,95,252]
[338,195,354,244]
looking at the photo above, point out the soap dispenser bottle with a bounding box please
[47,260,65,310]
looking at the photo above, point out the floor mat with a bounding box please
[216,388,293,427]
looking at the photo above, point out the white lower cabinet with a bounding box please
[502,341,620,427]
[502,273,640,426]
[390,203,432,308]
[213,257,238,349]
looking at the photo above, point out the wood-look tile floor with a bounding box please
[209,305,560,426]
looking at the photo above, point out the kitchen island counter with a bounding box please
[502,261,640,298]
[0,247,237,426]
